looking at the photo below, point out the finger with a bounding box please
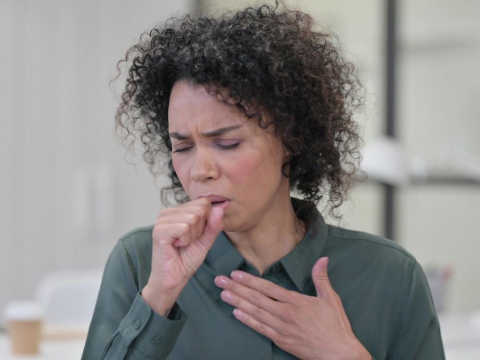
[157,203,211,243]
[159,204,210,227]
[219,289,282,331]
[215,276,286,318]
[231,308,280,343]
[312,257,336,300]
[311,258,354,335]
[156,212,206,246]
[153,223,193,247]
[228,271,294,303]
[177,197,212,218]
[197,206,224,250]
[179,205,210,242]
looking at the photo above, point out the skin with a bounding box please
[168,80,305,275]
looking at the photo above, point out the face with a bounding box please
[168,80,290,231]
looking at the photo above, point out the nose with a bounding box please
[190,148,219,182]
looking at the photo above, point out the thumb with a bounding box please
[198,206,224,249]
[312,257,335,299]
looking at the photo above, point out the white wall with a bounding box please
[0,0,192,324]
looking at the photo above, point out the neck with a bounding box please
[225,193,306,275]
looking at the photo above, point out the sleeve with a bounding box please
[387,260,446,359]
[81,240,188,360]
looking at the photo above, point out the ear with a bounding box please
[284,147,291,160]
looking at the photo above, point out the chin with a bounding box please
[221,218,234,232]
[221,215,243,232]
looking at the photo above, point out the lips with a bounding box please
[211,201,226,207]
[196,195,231,209]
[196,195,230,203]
[211,200,230,210]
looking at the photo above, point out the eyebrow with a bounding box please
[169,125,243,140]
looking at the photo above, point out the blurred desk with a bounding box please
[0,312,479,359]
[439,311,480,359]
[0,333,86,360]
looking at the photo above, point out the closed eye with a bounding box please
[173,142,241,153]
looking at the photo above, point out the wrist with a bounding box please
[352,339,371,360]
[141,282,183,318]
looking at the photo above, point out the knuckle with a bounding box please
[249,291,262,305]
[153,234,163,246]
[198,207,207,218]
[180,223,191,237]
[198,197,210,206]
[260,282,272,295]
[276,323,290,337]
[280,309,293,323]
[257,323,269,336]
[251,307,263,321]
[240,274,250,285]
[333,292,342,303]
[228,281,237,292]
[272,335,284,347]
[191,204,208,218]
[230,294,239,306]
[277,336,293,349]
[188,213,199,223]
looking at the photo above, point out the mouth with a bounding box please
[211,200,230,210]
[196,194,230,207]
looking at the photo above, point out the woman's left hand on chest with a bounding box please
[214,257,371,360]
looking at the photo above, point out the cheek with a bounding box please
[226,152,273,188]
[227,157,257,182]
[172,157,189,183]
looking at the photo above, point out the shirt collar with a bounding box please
[206,197,329,292]
[207,230,246,277]
[279,205,328,292]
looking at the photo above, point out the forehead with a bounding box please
[168,81,248,131]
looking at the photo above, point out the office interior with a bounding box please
[0,0,479,358]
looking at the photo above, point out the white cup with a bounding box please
[4,301,44,355]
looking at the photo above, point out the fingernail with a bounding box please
[230,271,243,281]
[222,290,233,301]
[215,277,228,287]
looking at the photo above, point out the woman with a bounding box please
[82,1,445,359]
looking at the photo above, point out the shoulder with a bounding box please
[328,225,415,260]
[326,224,418,278]
[325,225,429,311]
[116,225,155,267]
[118,224,154,247]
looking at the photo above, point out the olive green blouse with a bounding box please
[82,198,445,359]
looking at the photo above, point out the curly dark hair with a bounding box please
[113,0,366,224]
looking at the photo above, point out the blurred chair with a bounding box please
[34,270,103,338]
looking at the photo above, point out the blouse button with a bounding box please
[134,320,141,329]
[153,334,162,344]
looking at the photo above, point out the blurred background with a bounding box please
[1,0,479,358]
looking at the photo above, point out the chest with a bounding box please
[167,273,300,360]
